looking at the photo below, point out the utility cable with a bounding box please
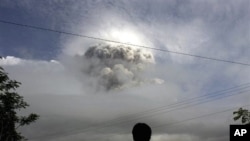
[1,19,250,66]
[152,104,250,129]
[94,87,250,132]
[31,84,250,140]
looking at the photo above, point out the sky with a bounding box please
[0,0,250,141]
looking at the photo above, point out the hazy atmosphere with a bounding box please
[0,0,250,141]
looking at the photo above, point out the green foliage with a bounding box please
[233,108,250,125]
[0,66,39,141]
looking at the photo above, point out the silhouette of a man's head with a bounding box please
[132,123,152,141]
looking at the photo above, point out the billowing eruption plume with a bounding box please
[76,44,164,91]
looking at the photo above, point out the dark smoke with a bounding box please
[76,44,164,91]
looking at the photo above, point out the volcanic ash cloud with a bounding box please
[76,44,164,91]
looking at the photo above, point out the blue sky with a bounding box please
[0,0,250,141]
[0,1,63,59]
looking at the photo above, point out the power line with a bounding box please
[74,83,250,131]
[94,87,250,132]
[31,83,250,140]
[92,104,250,140]
[152,104,250,129]
[1,19,250,67]
[34,84,250,139]
[99,103,250,138]
[100,82,250,125]
[32,102,250,140]
[95,103,250,139]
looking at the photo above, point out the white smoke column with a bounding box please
[74,44,164,91]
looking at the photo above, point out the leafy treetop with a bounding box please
[0,66,39,141]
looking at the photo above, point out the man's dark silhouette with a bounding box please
[132,123,152,141]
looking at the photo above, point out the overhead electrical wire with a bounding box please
[1,19,250,67]
[152,104,250,129]
[104,103,250,136]
[93,86,250,132]
[31,83,250,140]
[67,83,250,131]
[93,103,250,139]
[96,82,250,125]
[90,103,250,140]
[35,84,250,139]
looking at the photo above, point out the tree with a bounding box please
[0,66,39,141]
[233,108,250,125]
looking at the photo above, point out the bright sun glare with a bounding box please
[109,28,145,46]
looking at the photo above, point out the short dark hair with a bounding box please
[132,123,152,141]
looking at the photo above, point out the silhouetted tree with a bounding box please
[0,66,39,141]
[233,108,250,125]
